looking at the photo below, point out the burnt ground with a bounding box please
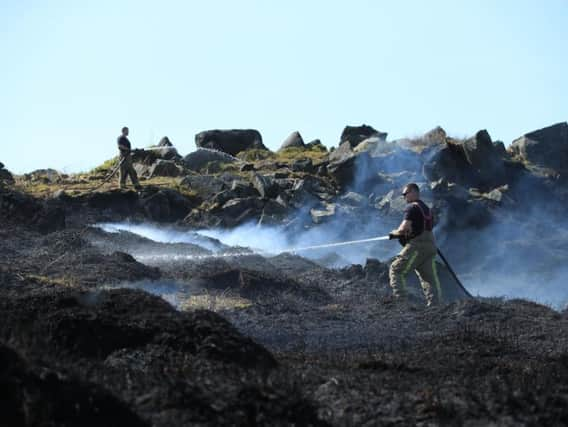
[1,209,568,426]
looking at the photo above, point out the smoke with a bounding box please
[94,132,568,309]
[97,222,222,252]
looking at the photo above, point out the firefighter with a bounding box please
[389,183,442,306]
[117,126,142,190]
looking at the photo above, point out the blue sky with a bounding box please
[1,0,567,173]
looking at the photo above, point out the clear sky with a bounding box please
[1,0,567,173]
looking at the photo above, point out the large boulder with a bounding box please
[278,131,305,151]
[509,122,568,175]
[183,149,238,172]
[340,124,387,148]
[148,159,183,178]
[195,129,267,156]
[423,130,507,190]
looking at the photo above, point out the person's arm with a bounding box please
[396,219,412,237]
[389,206,414,240]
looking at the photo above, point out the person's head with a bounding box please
[121,126,129,136]
[402,183,420,203]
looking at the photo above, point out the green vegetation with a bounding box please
[89,156,119,175]
[274,146,327,162]
[236,149,275,162]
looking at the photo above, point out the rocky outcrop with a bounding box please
[340,124,387,148]
[279,131,305,150]
[183,148,238,172]
[423,130,509,190]
[509,122,568,176]
[195,129,267,155]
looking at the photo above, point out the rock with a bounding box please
[133,163,152,178]
[183,148,238,172]
[148,159,183,178]
[195,129,267,155]
[310,203,336,224]
[340,191,367,207]
[291,158,315,173]
[353,137,383,154]
[431,180,470,201]
[209,189,239,207]
[462,130,506,181]
[328,141,354,162]
[375,190,407,216]
[179,175,227,198]
[306,139,326,151]
[470,184,509,204]
[340,124,387,148]
[327,151,378,190]
[258,199,289,225]
[509,122,568,174]
[316,164,328,176]
[483,188,504,203]
[158,136,173,146]
[132,147,180,163]
[422,126,447,145]
[279,131,305,150]
[240,163,255,172]
[231,180,260,198]
[219,197,265,225]
[252,173,278,199]
[423,131,507,190]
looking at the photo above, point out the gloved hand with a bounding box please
[389,230,408,246]
[388,230,401,240]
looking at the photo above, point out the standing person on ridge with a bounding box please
[389,183,442,306]
[117,126,142,190]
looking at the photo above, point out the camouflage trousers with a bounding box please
[389,231,442,306]
[118,153,140,189]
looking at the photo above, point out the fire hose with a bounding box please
[286,232,472,299]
